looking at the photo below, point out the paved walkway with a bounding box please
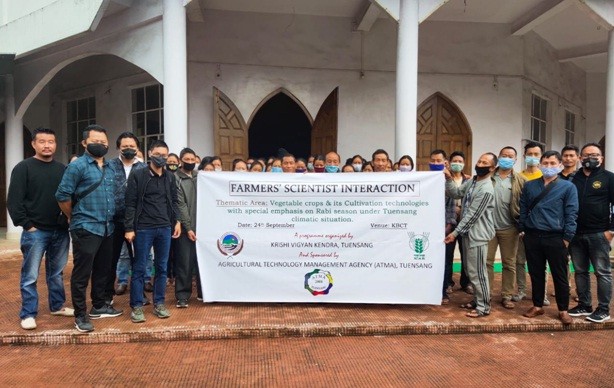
[1,331,612,386]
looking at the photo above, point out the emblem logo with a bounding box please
[593,181,602,189]
[217,232,244,256]
[408,232,430,260]
[304,269,333,296]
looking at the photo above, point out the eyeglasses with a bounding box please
[581,153,601,158]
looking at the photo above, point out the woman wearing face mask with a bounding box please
[295,158,308,173]
[232,159,248,172]
[211,156,223,172]
[350,155,365,172]
[268,158,282,173]
[166,153,180,173]
[307,155,315,172]
[397,155,414,172]
[312,155,326,173]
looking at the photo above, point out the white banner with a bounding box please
[196,172,445,304]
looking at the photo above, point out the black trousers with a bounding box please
[174,233,202,301]
[524,232,570,310]
[106,222,128,301]
[70,229,113,318]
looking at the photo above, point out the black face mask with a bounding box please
[150,155,167,168]
[182,162,196,172]
[474,165,491,177]
[121,149,137,160]
[581,158,600,171]
[86,143,108,158]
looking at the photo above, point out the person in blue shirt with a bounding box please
[56,125,123,333]
[518,150,578,324]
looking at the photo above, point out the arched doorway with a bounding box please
[213,88,248,171]
[311,88,338,156]
[248,89,313,159]
[0,124,35,227]
[417,92,472,172]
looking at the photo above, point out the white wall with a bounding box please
[586,72,607,144]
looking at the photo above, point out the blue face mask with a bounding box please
[525,156,540,167]
[271,166,283,173]
[429,163,445,171]
[540,166,561,178]
[325,165,339,173]
[498,157,515,170]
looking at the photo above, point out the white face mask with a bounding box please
[214,167,222,172]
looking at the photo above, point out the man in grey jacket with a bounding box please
[444,153,497,318]
[174,148,202,307]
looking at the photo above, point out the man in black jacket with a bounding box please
[124,140,181,323]
[569,143,614,323]
[7,128,73,330]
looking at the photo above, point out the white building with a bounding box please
[1,0,613,239]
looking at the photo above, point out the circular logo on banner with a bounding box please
[304,269,333,296]
[408,232,430,260]
[217,232,244,256]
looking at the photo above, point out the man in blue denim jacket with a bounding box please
[56,125,123,332]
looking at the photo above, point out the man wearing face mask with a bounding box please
[325,151,341,173]
[56,125,122,333]
[444,153,497,318]
[513,142,545,303]
[430,149,457,304]
[106,132,146,300]
[487,146,527,309]
[519,151,577,324]
[124,140,181,323]
[174,148,202,308]
[568,143,614,323]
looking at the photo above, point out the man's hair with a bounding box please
[580,142,602,156]
[82,124,106,141]
[541,150,562,162]
[485,152,498,166]
[31,127,55,140]
[499,146,517,156]
[282,154,296,162]
[449,151,465,161]
[325,151,340,161]
[372,149,389,161]
[180,147,196,159]
[524,141,544,154]
[561,144,579,155]
[149,139,169,151]
[430,149,447,159]
[115,132,140,149]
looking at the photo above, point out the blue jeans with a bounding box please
[130,227,171,307]
[116,243,153,285]
[570,232,613,313]
[19,229,69,319]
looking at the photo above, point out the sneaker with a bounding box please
[463,285,474,295]
[176,299,188,308]
[144,282,154,292]
[89,304,123,319]
[153,304,171,319]
[511,292,526,302]
[115,283,127,295]
[74,316,94,333]
[105,298,114,306]
[586,309,611,323]
[196,297,203,301]
[20,317,37,330]
[131,307,146,323]
[50,307,75,317]
[568,305,593,317]
[543,297,551,307]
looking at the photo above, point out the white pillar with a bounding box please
[395,0,419,161]
[162,0,188,154]
[605,29,614,171]
[4,74,24,240]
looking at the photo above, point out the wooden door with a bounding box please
[0,124,35,227]
[417,93,472,172]
[213,88,248,170]
[311,88,338,156]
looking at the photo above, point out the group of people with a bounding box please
[440,142,612,324]
[7,124,612,333]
